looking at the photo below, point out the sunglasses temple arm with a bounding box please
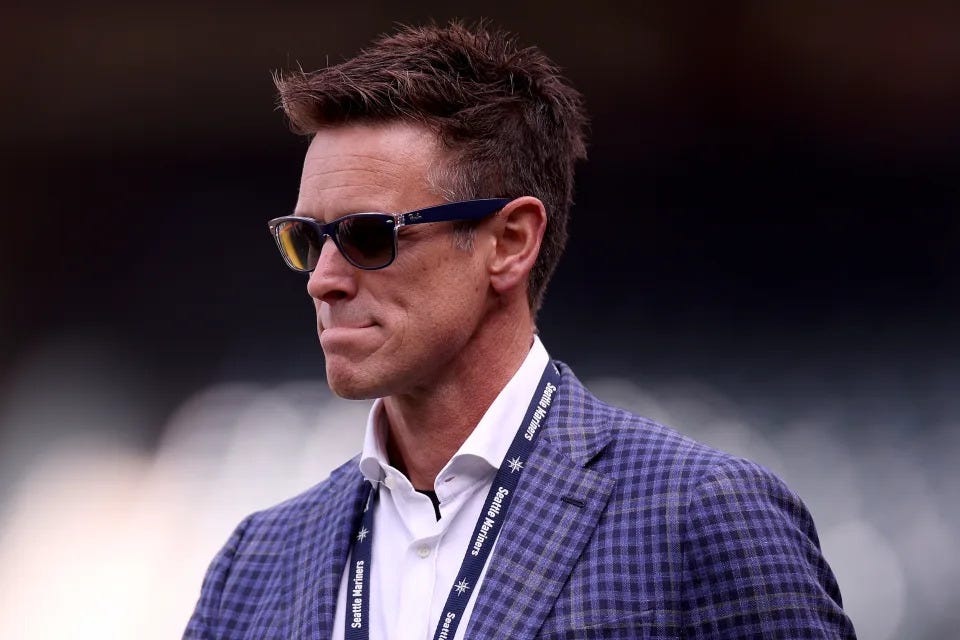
[401,198,511,225]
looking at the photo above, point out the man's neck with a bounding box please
[381,314,534,491]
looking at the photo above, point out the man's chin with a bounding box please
[324,360,387,400]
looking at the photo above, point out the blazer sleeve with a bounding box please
[182,514,254,640]
[681,458,857,639]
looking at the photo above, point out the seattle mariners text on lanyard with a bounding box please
[344,361,562,640]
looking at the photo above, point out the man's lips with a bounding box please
[319,321,375,331]
[318,322,379,351]
[318,305,375,332]
[317,306,378,343]
[320,324,376,340]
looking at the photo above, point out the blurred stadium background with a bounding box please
[1,3,958,639]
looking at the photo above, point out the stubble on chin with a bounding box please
[323,355,384,400]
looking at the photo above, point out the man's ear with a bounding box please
[486,196,547,296]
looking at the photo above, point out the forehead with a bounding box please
[296,121,441,219]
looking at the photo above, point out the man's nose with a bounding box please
[306,239,357,303]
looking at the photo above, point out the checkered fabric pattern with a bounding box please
[184,363,855,639]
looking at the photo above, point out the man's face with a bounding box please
[296,122,492,399]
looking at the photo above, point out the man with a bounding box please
[185,22,856,639]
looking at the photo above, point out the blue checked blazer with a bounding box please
[185,363,855,639]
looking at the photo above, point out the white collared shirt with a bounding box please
[331,336,550,640]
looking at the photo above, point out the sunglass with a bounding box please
[268,198,510,271]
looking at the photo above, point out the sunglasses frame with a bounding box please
[268,198,511,272]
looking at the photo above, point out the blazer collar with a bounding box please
[540,361,614,466]
[465,362,616,639]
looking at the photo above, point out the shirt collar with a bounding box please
[358,335,550,490]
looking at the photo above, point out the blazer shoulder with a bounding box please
[241,455,363,538]
[552,362,734,480]
[551,363,810,515]
[183,456,364,639]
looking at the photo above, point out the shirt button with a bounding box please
[417,545,431,559]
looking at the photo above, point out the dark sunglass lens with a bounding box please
[276,220,323,271]
[336,215,396,268]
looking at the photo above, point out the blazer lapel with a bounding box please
[287,462,368,640]
[465,366,615,639]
